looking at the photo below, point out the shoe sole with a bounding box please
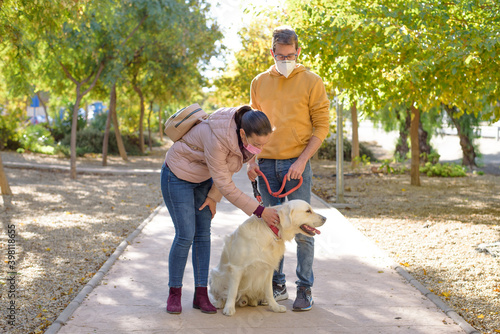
[193,304,217,314]
[292,300,314,312]
[274,291,289,301]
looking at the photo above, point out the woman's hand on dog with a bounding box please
[262,208,280,226]
[199,197,217,219]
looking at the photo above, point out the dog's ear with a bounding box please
[278,203,292,229]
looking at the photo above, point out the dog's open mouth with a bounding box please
[300,224,321,236]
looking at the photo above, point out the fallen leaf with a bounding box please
[477,314,485,319]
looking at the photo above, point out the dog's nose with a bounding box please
[320,215,326,223]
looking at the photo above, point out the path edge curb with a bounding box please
[43,204,164,334]
[312,193,481,334]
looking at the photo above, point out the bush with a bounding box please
[0,109,22,150]
[318,137,376,162]
[58,128,157,157]
[19,124,56,154]
[419,162,467,177]
[50,103,87,142]
[89,112,108,132]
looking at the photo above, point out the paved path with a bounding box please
[44,168,476,334]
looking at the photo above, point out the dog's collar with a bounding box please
[267,224,280,240]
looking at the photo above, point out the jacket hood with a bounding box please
[207,107,241,157]
[269,63,307,79]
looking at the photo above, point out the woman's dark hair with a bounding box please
[234,105,272,137]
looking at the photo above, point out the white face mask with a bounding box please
[275,60,296,78]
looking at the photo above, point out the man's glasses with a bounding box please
[274,54,298,61]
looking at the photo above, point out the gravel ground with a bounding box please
[1,144,499,334]
[1,150,164,334]
[311,159,500,334]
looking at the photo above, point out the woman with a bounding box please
[161,105,280,314]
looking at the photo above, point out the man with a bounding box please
[247,25,330,311]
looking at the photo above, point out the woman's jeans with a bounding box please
[160,164,213,288]
[257,158,314,289]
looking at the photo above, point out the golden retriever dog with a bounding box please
[209,199,326,316]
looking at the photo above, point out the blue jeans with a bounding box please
[257,158,314,289]
[160,164,213,288]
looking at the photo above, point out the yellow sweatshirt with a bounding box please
[250,64,330,160]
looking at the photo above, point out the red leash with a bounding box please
[251,170,303,205]
[251,170,303,238]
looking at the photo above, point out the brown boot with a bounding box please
[193,287,217,314]
[166,287,182,314]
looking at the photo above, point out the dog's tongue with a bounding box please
[301,224,321,235]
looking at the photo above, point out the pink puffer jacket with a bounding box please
[164,107,259,216]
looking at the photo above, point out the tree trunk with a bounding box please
[0,153,12,195]
[418,120,431,162]
[70,90,83,179]
[110,85,128,161]
[350,102,359,168]
[410,105,421,186]
[443,105,477,168]
[133,84,145,154]
[102,83,116,166]
[59,61,105,179]
[36,91,50,126]
[395,109,411,159]
[148,100,153,151]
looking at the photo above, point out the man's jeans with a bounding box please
[160,164,213,288]
[257,158,315,288]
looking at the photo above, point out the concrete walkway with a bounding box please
[45,169,476,334]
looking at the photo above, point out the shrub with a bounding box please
[58,129,158,157]
[19,124,56,154]
[318,137,376,162]
[419,162,467,177]
[50,103,87,142]
[89,112,108,132]
[0,108,22,150]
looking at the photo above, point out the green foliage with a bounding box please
[285,0,500,120]
[352,154,371,167]
[318,138,376,162]
[50,103,87,142]
[0,108,22,150]
[419,162,467,177]
[89,112,109,132]
[18,124,56,154]
[58,127,161,157]
[211,19,275,107]
[420,152,440,165]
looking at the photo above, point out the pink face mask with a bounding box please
[244,143,262,155]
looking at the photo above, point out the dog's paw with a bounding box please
[270,304,286,313]
[212,299,225,309]
[222,306,236,316]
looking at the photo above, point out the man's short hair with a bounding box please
[272,25,299,51]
